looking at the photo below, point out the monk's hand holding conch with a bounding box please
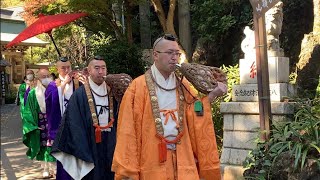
[77,73,87,85]
[60,74,72,92]
[77,68,88,84]
[208,82,227,103]
[65,73,72,83]
[61,74,72,86]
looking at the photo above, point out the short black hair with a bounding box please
[51,72,57,80]
[153,34,178,49]
[87,55,105,66]
[93,55,104,61]
[59,57,69,62]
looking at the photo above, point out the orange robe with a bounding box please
[112,75,221,180]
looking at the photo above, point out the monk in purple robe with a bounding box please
[45,57,82,179]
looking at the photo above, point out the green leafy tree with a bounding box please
[1,0,24,8]
[90,34,146,78]
[191,0,252,66]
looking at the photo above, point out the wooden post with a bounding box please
[253,14,272,141]
[249,0,280,141]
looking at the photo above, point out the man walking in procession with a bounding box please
[18,69,35,120]
[23,68,55,178]
[45,57,82,179]
[112,34,227,180]
[52,56,119,180]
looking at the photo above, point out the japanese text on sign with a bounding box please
[1,71,5,97]
[249,0,280,17]
[250,61,257,79]
[235,89,277,97]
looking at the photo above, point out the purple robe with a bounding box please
[45,81,62,141]
[38,112,48,146]
[24,86,31,106]
[45,80,79,180]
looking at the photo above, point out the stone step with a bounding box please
[221,164,246,180]
[221,101,295,114]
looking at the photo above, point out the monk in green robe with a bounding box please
[18,69,35,120]
[23,68,55,178]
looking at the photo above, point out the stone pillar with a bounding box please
[220,23,295,179]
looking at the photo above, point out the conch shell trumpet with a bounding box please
[68,67,89,79]
[176,63,227,94]
[104,73,133,102]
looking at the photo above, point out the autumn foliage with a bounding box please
[22,0,55,26]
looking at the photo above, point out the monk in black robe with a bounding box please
[52,56,118,180]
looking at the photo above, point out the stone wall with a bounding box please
[220,102,294,179]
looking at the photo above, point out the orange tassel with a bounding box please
[159,140,167,163]
[95,126,102,143]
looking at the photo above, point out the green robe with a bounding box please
[23,88,55,162]
[18,83,27,119]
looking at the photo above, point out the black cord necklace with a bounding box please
[89,86,108,97]
[150,72,181,91]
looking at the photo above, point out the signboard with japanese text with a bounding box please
[232,83,296,102]
[1,71,5,97]
[249,0,280,17]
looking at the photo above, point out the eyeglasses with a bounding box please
[94,55,104,60]
[59,57,69,62]
[156,51,182,57]
[153,34,178,49]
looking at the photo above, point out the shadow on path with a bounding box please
[1,104,54,180]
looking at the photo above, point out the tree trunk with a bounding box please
[313,0,320,34]
[126,14,133,44]
[151,0,177,35]
[125,1,133,44]
[166,0,177,35]
[139,0,152,49]
[192,38,207,64]
[112,3,124,40]
[151,0,189,62]
[151,0,168,33]
[296,0,320,98]
[112,3,122,24]
[178,0,192,61]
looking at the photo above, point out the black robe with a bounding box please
[52,85,118,180]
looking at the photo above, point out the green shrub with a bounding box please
[5,85,18,104]
[316,78,320,98]
[93,40,147,79]
[243,98,320,179]
[212,64,240,154]
[222,64,240,102]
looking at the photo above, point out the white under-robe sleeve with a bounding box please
[53,152,94,179]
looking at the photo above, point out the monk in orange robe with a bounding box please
[112,34,227,180]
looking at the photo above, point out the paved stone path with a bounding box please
[1,104,55,180]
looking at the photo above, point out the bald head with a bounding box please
[37,68,50,79]
[26,69,34,75]
[37,68,52,87]
[153,34,179,51]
